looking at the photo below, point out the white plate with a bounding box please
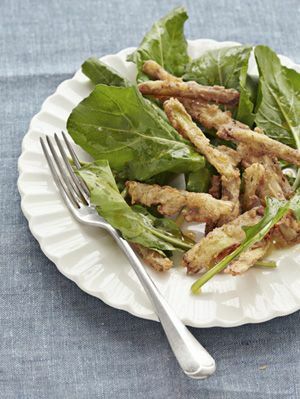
[18,39,300,327]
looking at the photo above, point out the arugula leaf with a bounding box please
[67,84,205,181]
[254,45,300,187]
[131,205,194,245]
[81,57,129,86]
[185,163,214,193]
[183,45,255,126]
[127,7,189,82]
[191,195,297,294]
[77,160,192,252]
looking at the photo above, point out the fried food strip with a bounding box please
[205,176,222,234]
[218,125,300,166]
[216,146,241,167]
[131,243,173,271]
[126,181,233,223]
[164,98,239,179]
[242,163,266,210]
[271,212,300,247]
[164,98,241,224]
[179,98,234,130]
[205,176,241,229]
[142,60,181,82]
[183,208,263,274]
[239,145,293,206]
[138,80,240,106]
[141,60,238,131]
[224,240,270,275]
[219,175,241,224]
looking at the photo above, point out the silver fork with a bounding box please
[40,132,216,379]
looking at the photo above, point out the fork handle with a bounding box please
[110,230,216,379]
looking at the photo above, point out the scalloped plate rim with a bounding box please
[18,39,300,328]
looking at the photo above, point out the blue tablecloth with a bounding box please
[2,0,300,397]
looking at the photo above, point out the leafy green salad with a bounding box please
[66,6,300,293]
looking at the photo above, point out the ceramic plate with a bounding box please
[18,39,300,327]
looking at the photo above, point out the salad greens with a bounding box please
[65,6,300,282]
[67,84,205,181]
[191,193,300,294]
[183,45,255,126]
[185,164,214,193]
[78,160,193,253]
[127,7,189,82]
[254,45,300,188]
[81,57,129,87]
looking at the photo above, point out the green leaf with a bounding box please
[67,84,205,181]
[183,45,255,126]
[254,45,300,187]
[131,205,194,246]
[81,57,129,87]
[191,196,292,294]
[77,160,192,252]
[236,74,257,126]
[185,163,214,193]
[254,45,300,188]
[127,7,189,82]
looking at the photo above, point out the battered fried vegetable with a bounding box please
[142,60,182,82]
[164,98,241,224]
[138,80,240,105]
[183,208,263,274]
[126,181,233,223]
[224,240,270,275]
[132,243,173,271]
[218,125,300,166]
[242,163,266,210]
[163,98,238,178]
[239,144,293,208]
[141,60,235,130]
[179,99,234,130]
[190,195,299,293]
[271,212,300,247]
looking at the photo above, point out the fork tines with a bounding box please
[40,132,90,210]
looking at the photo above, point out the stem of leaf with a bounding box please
[255,260,277,268]
[149,228,193,251]
[191,209,288,294]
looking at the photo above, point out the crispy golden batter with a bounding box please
[142,60,181,82]
[126,181,233,223]
[182,192,233,223]
[164,98,241,225]
[271,212,300,247]
[242,163,266,210]
[219,175,241,224]
[217,145,242,167]
[239,144,293,206]
[218,125,300,166]
[205,175,222,234]
[224,240,270,275]
[138,60,298,278]
[141,60,238,132]
[179,99,234,130]
[164,98,239,179]
[138,80,240,105]
[131,243,173,271]
[126,181,185,215]
[183,208,263,274]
